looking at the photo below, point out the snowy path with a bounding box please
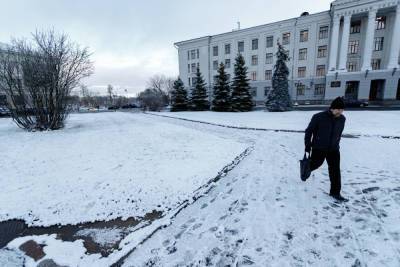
[122,114,400,267]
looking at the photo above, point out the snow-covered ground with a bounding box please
[121,112,400,267]
[2,111,400,267]
[150,110,400,137]
[0,112,247,226]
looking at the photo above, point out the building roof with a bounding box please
[174,10,331,48]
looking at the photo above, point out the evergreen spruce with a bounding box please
[189,68,210,111]
[170,78,188,112]
[231,54,253,112]
[265,41,293,112]
[212,63,231,112]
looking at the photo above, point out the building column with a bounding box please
[361,9,377,71]
[388,5,400,69]
[328,15,341,72]
[338,14,352,72]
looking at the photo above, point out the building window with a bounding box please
[300,30,309,42]
[316,65,326,77]
[347,62,358,72]
[348,40,360,54]
[297,84,305,96]
[191,63,197,73]
[187,51,190,60]
[371,58,381,70]
[225,59,231,68]
[213,46,218,57]
[196,49,200,59]
[252,39,259,50]
[374,37,384,51]
[298,67,306,78]
[299,48,307,60]
[314,84,325,96]
[251,71,257,81]
[191,50,196,60]
[350,21,361,34]
[331,81,341,88]
[188,64,190,73]
[376,16,386,30]
[318,45,327,58]
[238,41,244,53]
[319,26,329,39]
[264,87,271,96]
[282,32,290,45]
[251,87,257,97]
[188,78,191,87]
[213,60,218,70]
[265,70,272,80]
[266,36,274,48]
[251,55,258,66]
[266,53,273,64]
[225,44,231,55]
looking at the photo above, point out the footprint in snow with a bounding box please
[192,223,202,231]
[361,187,380,193]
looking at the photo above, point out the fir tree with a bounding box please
[265,41,293,112]
[189,68,210,111]
[170,78,188,112]
[212,63,231,112]
[231,54,253,112]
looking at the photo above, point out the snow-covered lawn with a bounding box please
[0,112,247,226]
[151,110,400,137]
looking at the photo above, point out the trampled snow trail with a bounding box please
[121,114,400,267]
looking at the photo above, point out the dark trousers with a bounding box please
[310,149,341,195]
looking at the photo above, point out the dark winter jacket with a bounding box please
[304,110,346,152]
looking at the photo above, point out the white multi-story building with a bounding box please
[174,0,400,105]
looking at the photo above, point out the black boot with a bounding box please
[329,193,349,202]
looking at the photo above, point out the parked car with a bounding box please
[121,104,137,109]
[0,106,11,117]
[344,98,369,108]
[108,106,120,110]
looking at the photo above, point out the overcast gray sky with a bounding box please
[0,0,332,96]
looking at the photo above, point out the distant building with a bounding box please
[174,0,400,105]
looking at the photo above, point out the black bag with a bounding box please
[300,153,311,181]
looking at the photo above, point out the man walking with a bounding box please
[303,97,348,202]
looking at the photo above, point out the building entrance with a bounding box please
[345,81,359,100]
[369,79,386,101]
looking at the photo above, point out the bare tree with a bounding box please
[137,88,168,111]
[0,30,93,131]
[107,84,114,106]
[147,74,166,91]
[80,85,96,107]
[165,77,175,105]
[146,74,176,106]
